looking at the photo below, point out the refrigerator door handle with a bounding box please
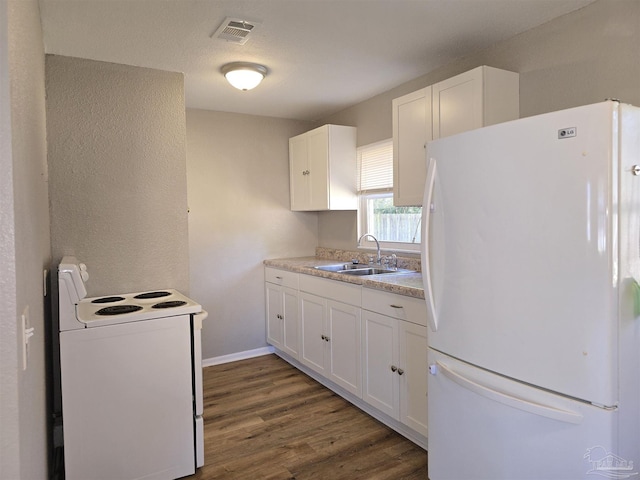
[436,361,584,425]
[422,157,438,332]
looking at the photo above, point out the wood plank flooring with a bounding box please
[187,354,427,480]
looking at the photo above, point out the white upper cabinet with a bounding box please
[432,65,519,140]
[392,87,433,207]
[393,66,519,206]
[289,124,357,211]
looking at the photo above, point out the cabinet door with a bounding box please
[362,310,398,418]
[265,283,283,349]
[281,287,300,358]
[300,292,326,375]
[398,321,428,437]
[306,126,330,210]
[327,300,362,397]
[289,134,309,210]
[392,87,432,206]
[432,68,483,139]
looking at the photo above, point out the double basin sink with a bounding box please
[313,263,413,276]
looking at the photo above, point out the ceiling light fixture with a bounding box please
[221,62,267,91]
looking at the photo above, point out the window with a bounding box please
[357,139,422,252]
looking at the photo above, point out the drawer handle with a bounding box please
[275,276,283,280]
[390,304,404,309]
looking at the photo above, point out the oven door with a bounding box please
[61,315,195,479]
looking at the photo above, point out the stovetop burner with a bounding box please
[96,305,144,316]
[134,291,172,300]
[152,300,187,309]
[74,289,201,327]
[59,257,203,330]
[92,296,125,304]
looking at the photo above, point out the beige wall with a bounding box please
[0,1,50,478]
[46,56,190,296]
[319,0,640,250]
[186,109,316,358]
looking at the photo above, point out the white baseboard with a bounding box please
[202,346,275,367]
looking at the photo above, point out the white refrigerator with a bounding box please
[421,101,640,479]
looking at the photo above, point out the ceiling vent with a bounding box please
[211,17,261,45]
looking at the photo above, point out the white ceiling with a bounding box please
[39,0,595,122]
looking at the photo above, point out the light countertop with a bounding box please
[264,256,425,300]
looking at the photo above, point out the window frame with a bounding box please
[356,139,422,254]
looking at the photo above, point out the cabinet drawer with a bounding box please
[362,288,427,326]
[299,274,361,306]
[265,267,299,289]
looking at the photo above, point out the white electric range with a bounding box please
[58,257,206,480]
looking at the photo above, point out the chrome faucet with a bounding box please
[358,233,381,265]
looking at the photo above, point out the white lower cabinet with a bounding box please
[398,320,428,436]
[265,268,300,359]
[327,300,361,397]
[300,290,362,397]
[362,288,428,437]
[265,268,426,445]
[361,310,398,417]
[300,292,326,373]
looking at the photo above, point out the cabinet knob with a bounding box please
[390,365,397,372]
[397,368,405,376]
[302,170,310,175]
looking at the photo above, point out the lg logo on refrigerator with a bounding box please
[558,127,577,139]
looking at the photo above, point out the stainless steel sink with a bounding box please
[313,263,362,272]
[339,267,398,276]
[313,264,412,276]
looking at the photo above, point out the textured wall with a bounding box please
[319,0,640,250]
[46,56,190,296]
[1,1,50,478]
[0,4,19,478]
[186,109,316,359]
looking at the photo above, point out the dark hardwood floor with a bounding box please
[187,354,427,479]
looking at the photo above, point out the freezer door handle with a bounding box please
[436,361,584,425]
[422,157,438,332]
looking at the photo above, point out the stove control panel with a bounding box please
[59,257,88,304]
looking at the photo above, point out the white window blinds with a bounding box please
[357,139,393,192]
